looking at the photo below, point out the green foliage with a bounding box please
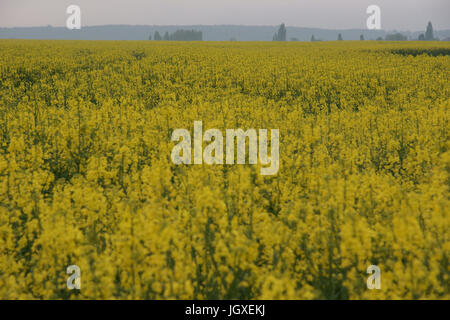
[385,33,408,41]
[154,31,162,41]
[425,22,435,41]
[273,23,287,41]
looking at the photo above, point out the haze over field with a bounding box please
[1,25,450,41]
[1,0,449,30]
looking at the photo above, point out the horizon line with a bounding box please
[0,24,446,33]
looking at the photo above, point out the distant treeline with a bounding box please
[151,29,203,41]
[2,24,450,41]
[278,21,442,42]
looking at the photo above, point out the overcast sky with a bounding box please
[0,0,449,30]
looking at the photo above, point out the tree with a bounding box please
[376,36,383,41]
[279,23,287,41]
[360,34,364,41]
[425,21,434,40]
[338,33,343,41]
[168,29,202,41]
[148,34,152,40]
[418,33,425,40]
[273,23,287,41]
[385,33,407,41]
[163,32,170,41]
[311,35,316,42]
[154,31,162,41]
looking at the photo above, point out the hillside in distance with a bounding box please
[2,24,450,41]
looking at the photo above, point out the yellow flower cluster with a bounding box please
[0,40,448,299]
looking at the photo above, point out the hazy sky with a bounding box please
[0,0,449,30]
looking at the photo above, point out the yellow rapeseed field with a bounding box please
[0,40,448,299]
